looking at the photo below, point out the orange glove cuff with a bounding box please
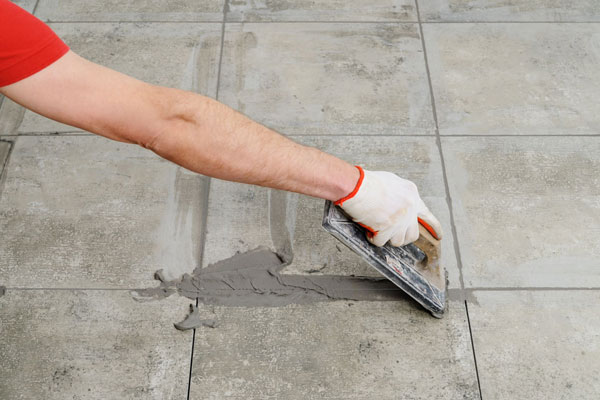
[334,165,364,206]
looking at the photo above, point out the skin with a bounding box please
[0,51,360,201]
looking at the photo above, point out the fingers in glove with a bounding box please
[416,201,443,240]
[366,228,393,247]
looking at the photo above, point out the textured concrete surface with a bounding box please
[17,22,222,133]
[468,290,600,399]
[0,136,207,288]
[35,0,225,22]
[443,136,600,288]
[219,23,435,136]
[189,300,478,399]
[12,0,35,13]
[227,0,417,22]
[420,0,600,22]
[2,1,599,399]
[424,23,600,135]
[0,290,192,399]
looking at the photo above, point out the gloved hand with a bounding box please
[335,166,442,247]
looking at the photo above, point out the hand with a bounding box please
[335,166,443,247]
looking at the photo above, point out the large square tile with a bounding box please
[36,0,224,22]
[424,23,600,135]
[468,290,600,399]
[18,22,222,133]
[201,136,461,288]
[219,23,434,136]
[443,137,600,288]
[420,0,600,22]
[0,289,192,399]
[0,136,208,288]
[189,300,478,399]
[227,0,417,22]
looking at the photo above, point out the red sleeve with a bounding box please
[0,0,69,87]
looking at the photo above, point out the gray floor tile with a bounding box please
[18,22,222,133]
[0,289,192,399]
[420,0,600,22]
[0,139,10,175]
[468,290,600,399]
[442,136,600,288]
[189,300,478,399]
[202,136,461,288]
[35,0,224,22]
[0,136,207,288]
[227,0,417,22]
[12,0,36,13]
[424,23,600,135]
[219,23,434,136]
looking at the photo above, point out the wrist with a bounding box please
[334,165,363,205]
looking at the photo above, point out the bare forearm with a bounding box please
[147,88,359,200]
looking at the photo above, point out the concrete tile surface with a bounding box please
[468,290,600,399]
[0,136,207,288]
[424,23,600,135]
[0,140,10,176]
[420,0,600,22]
[11,0,36,13]
[443,136,600,288]
[189,300,478,399]
[0,289,192,399]
[219,23,435,136]
[35,0,225,22]
[18,22,222,133]
[227,0,417,22]
[201,136,461,288]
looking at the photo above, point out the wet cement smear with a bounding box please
[174,305,218,331]
[134,247,409,308]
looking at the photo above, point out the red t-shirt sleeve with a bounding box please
[0,0,69,87]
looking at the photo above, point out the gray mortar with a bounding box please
[134,247,410,308]
[174,304,218,331]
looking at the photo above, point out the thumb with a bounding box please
[416,200,443,240]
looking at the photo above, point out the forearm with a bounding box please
[146,88,359,200]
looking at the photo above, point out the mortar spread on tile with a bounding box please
[134,247,408,308]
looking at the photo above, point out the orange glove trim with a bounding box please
[417,217,440,240]
[334,165,364,206]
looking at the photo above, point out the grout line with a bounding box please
[186,297,200,400]
[6,133,598,138]
[0,139,15,199]
[423,20,600,24]
[7,286,600,292]
[465,286,600,292]
[465,301,484,400]
[44,20,224,24]
[32,0,41,15]
[39,20,600,24]
[439,133,600,137]
[5,287,149,291]
[415,0,466,292]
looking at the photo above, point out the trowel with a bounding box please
[322,201,447,318]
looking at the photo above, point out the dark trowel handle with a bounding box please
[415,219,441,270]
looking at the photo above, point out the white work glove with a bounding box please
[335,166,443,247]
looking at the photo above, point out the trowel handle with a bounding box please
[418,217,440,241]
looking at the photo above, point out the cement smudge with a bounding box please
[174,304,218,331]
[0,286,6,297]
[134,247,409,308]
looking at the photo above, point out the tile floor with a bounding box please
[1,0,599,399]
